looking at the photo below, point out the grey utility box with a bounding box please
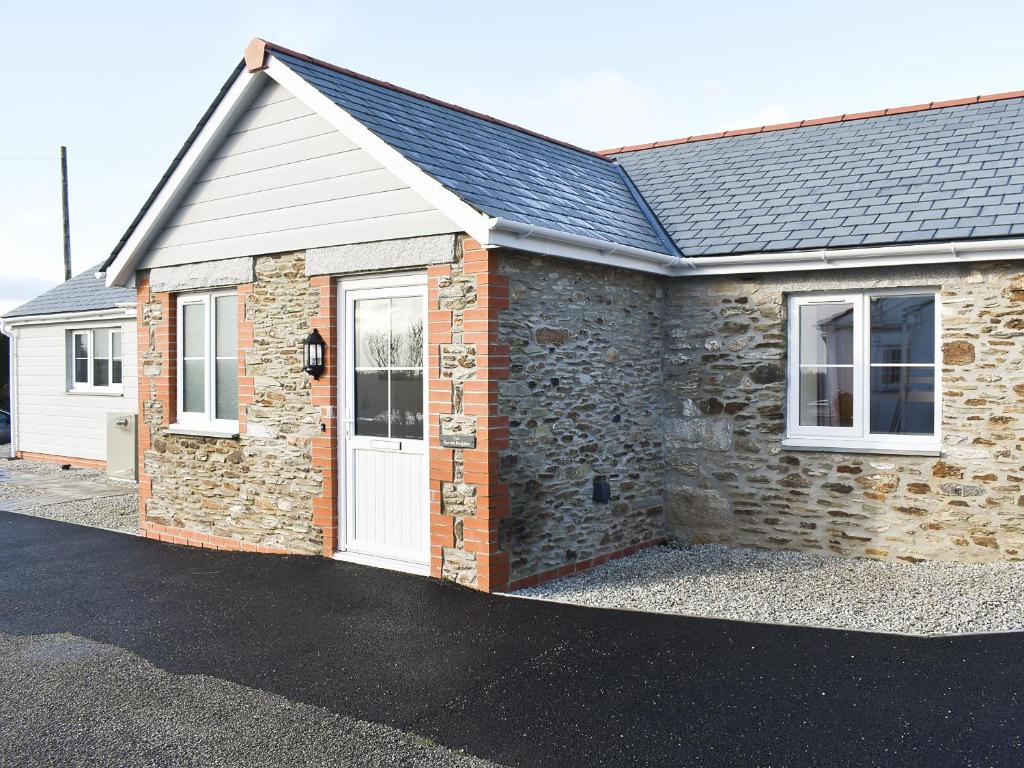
[106,412,138,481]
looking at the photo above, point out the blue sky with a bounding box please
[2,0,1022,313]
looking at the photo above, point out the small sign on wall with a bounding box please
[440,433,476,449]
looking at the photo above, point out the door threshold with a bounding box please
[333,549,430,577]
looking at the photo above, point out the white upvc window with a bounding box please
[70,328,123,392]
[784,289,941,455]
[175,291,238,431]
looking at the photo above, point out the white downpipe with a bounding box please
[5,326,16,459]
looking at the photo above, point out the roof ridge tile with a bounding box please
[601,89,1024,156]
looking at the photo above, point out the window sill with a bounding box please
[67,389,124,397]
[166,423,240,439]
[782,438,941,457]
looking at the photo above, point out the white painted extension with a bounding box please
[336,273,430,575]
[3,310,137,462]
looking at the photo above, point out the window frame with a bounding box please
[69,327,123,393]
[784,288,941,455]
[175,291,239,432]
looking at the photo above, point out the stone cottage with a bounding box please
[102,38,1024,591]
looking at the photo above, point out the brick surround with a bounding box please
[427,238,511,591]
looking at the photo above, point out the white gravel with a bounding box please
[513,544,1024,636]
[0,459,140,534]
[17,494,141,534]
[0,484,44,501]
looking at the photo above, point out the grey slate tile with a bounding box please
[3,264,135,319]
[278,52,673,256]
[613,99,1024,257]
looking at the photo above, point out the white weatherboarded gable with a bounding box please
[138,79,459,269]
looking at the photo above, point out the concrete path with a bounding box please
[1,512,1022,767]
[0,464,131,513]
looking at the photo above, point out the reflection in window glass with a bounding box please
[799,303,854,366]
[355,299,390,368]
[182,303,206,414]
[73,333,89,384]
[352,296,424,440]
[355,370,389,437]
[870,367,934,434]
[93,330,110,387]
[870,296,934,364]
[391,370,424,439]
[799,367,854,427]
[391,297,423,368]
[214,296,237,421]
[112,332,123,385]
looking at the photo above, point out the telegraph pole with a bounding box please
[60,146,71,281]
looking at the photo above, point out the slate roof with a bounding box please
[272,49,674,255]
[612,96,1024,257]
[3,264,136,319]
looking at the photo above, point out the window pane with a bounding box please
[183,359,205,413]
[112,360,123,385]
[799,367,854,427]
[391,369,423,439]
[355,299,390,368]
[215,358,238,421]
[93,358,109,388]
[74,333,88,360]
[215,296,237,357]
[355,370,389,437]
[799,303,854,366]
[74,359,88,383]
[112,331,122,360]
[94,330,109,359]
[391,297,423,368]
[183,303,205,358]
[870,295,934,364]
[871,367,935,435]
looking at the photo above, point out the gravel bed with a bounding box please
[17,494,140,534]
[0,484,44,501]
[0,631,504,768]
[0,458,140,534]
[2,459,112,483]
[514,544,1024,636]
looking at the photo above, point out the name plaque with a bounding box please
[440,433,476,449]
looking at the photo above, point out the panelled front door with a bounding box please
[338,274,429,574]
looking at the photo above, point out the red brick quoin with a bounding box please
[428,239,511,592]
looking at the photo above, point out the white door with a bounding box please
[338,274,429,574]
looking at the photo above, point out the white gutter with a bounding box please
[486,220,1024,277]
[1,305,136,329]
[487,217,680,275]
[678,237,1024,275]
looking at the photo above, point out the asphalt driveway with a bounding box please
[1,511,1022,767]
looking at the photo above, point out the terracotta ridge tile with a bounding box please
[599,88,1024,156]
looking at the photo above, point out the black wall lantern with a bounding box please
[303,329,326,379]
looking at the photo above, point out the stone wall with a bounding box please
[663,261,1024,563]
[499,253,665,581]
[140,251,326,554]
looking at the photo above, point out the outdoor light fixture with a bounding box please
[302,329,326,379]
